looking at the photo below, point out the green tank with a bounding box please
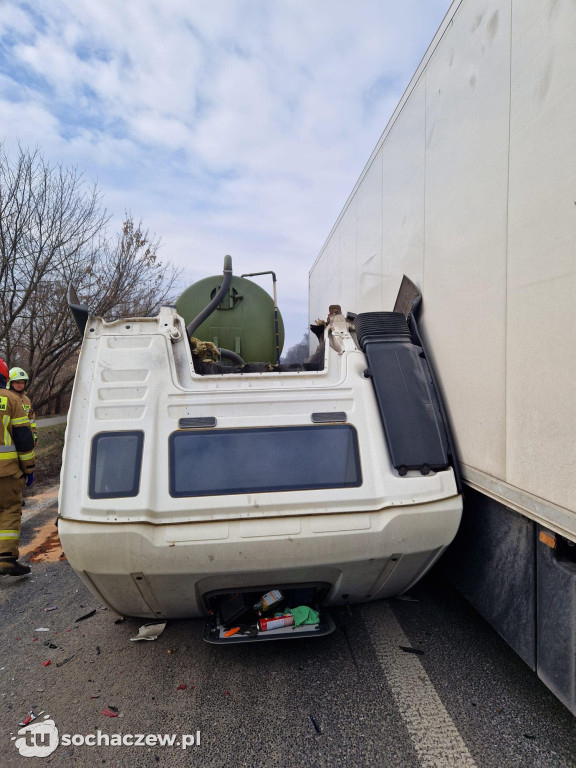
[176,266,284,365]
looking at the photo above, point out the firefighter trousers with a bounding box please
[0,473,26,559]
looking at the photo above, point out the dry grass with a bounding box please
[27,422,66,494]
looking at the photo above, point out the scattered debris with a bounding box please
[176,684,187,690]
[96,646,101,655]
[89,695,100,700]
[395,594,419,602]
[56,656,75,668]
[101,708,118,718]
[167,649,177,654]
[44,606,57,612]
[130,622,167,642]
[309,715,322,735]
[114,617,126,625]
[18,710,37,727]
[42,661,51,667]
[43,642,58,649]
[524,734,536,740]
[399,646,425,656]
[108,706,119,713]
[224,627,240,638]
[75,609,96,622]
[35,628,50,632]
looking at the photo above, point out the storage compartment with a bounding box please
[202,582,336,644]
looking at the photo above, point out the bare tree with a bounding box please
[282,333,310,364]
[0,144,181,413]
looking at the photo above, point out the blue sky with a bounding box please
[0,0,452,349]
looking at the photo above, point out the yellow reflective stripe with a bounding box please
[2,414,8,445]
[12,415,30,426]
[0,530,19,540]
[18,450,34,461]
[0,451,17,460]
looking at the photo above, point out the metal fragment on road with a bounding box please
[399,645,425,655]
[56,656,75,668]
[75,609,96,622]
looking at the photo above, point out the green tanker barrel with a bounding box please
[176,274,285,364]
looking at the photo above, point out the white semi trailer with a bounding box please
[309,0,576,714]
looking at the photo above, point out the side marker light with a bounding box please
[539,531,556,549]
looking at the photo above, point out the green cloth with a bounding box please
[286,606,320,627]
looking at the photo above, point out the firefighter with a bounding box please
[9,367,37,445]
[0,357,35,576]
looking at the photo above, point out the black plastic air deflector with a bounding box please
[355,311,449,475]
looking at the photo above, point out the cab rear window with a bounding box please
[89,431,144,499]
[169,424,362,497]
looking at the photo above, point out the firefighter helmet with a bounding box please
[9,367,29,383]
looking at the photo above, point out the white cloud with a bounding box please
[0,0,452,347]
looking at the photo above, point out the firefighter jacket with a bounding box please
[0,387,35,477]
[13,390,37,444]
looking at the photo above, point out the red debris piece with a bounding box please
[101,709,119,718]
[42,660,51,667]
[176,684,187,690]
[19,713,35,726]
[32,638,38,642]
[223,691,230,695]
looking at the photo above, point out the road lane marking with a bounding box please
[363,602,477,768]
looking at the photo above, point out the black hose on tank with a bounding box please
[218,348,245,365]
[186,255,233,338]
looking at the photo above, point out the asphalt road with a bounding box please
[1,492,575,768]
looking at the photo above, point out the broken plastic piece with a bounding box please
[224,627,240,637]
[35,628,50,632]
[101,708,119,718]
[18,710,37,727]
[130,622,167,642]
[309,715,321,735]
[42,660,51,666]
[75,609,97,622]
[44,606,57,612]
[399,646,425,655]
[176,684,187,690]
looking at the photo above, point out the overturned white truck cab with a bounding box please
[59,261,462,641]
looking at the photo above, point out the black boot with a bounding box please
[0,557,31,576]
